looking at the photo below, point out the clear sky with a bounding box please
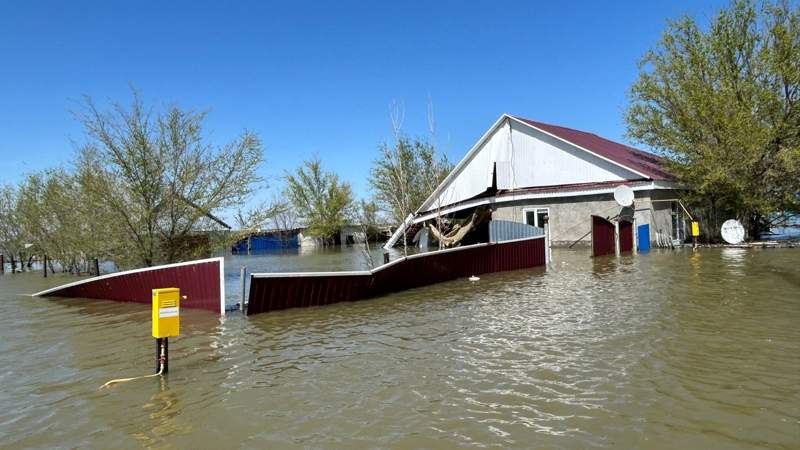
[0,0,728,202]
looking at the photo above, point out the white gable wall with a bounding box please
[496,120,639,189]
[420,117,642,213]
[424,120,508,210]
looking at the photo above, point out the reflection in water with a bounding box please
[720,247,749,276]
[0,247,798,448]
[590,253,618,277]
[135,379,193,445]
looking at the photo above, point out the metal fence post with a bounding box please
[543,215,551,263]
[240,266,247,313]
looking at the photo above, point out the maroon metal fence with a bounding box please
[619,220,634,253]
[33,257,225,314]
[247,236,546,315]
[592,215,616,257]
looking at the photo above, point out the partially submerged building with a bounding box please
[386,114,687,248]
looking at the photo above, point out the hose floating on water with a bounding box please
[99,340,166,389]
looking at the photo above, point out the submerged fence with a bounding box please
[32,257,226,314]
[246,235,546,315]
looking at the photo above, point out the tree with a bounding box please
[356,199,379,268]
[0,185,25,268]
[15,169,104,273]
[626,0,800,239]
[370,136,452,251]
[284,157,354,243]
[270,199,300,247]
[370,138,452,223]
[75,90,264,267]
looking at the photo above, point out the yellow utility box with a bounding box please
[691,221,700,237]
[152,288,180,339]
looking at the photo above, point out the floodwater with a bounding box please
[1,247,798,449]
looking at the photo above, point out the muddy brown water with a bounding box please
[1,247,798,449]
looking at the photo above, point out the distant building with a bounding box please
[298,225,367,248]
[387,114,687,248]
[233,225,382,252]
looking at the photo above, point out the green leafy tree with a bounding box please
[0,185,25,268]
[370,137,452,224]
[15,169,104,273]
[284,157,354,242]
[75,90,265,267]
[626,0,800,239]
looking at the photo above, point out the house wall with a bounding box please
[298,226,367,248]
[422,117,643,213]
[498,120,639,189]
[491,189,678,246]
[297,232,324,248]
[649,190,678,244]
[340,226,367,245]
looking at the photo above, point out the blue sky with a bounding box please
[0,1,728,202]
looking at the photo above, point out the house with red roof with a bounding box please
[385,114,687,248]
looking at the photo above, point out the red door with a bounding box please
[592,215,615,257]
[619,220,634,253]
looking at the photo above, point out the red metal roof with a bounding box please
[498,179,653,197]
[514,117,672,181]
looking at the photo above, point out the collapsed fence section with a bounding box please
[32,257,226,314]
[246,235,546,315]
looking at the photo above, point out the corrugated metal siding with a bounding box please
[251,235,298,250]
[427,123,506,211]
[36,259,222,313]
[514,117,671,181]
[619,220,634,253]
[247,236,546,315]
[489,220,544,242]
[592,215,615,257]
[234,235,299,252]
[500,120,631,189]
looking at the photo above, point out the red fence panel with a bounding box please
[592,215,616,257]
[33,258,225,314]
[247,236,546,315]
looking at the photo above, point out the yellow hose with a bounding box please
[99,342,166,389]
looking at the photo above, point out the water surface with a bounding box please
[1,247,798,448]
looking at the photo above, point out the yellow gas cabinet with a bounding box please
[691,221,700,237]
[152,288,180,339]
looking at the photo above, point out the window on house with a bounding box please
[525,210,537,227]
[524,208,550,228]
[536,209,549,228]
